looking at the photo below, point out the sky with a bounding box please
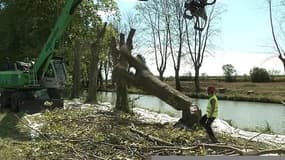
[112,0,284,76]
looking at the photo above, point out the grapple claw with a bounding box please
[184,0,216,31]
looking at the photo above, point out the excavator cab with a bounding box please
[184,0,216,31]
[41,57,67,90]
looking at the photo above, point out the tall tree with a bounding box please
[268,0,285,73]
[71,39,82,98]
[100,26,117,89]
[62,0,109,99]
[222,64,237,82]
[185,3,223,92]
[67,0,101,99]
[110,29,136,113]
[86,23,107,103]
[166,0,186,90]
[137,0,170,81]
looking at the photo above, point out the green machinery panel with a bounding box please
[0,71,31,88]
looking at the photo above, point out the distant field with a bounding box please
[166,78,285,104]
[168,75,285,82]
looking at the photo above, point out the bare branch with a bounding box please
[268,0,282,55]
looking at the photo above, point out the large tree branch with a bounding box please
[269,0,283,56]
[113,48,193,111]
[126,28,136,50]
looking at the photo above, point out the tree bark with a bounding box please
[110,29,136,113]
[98,61,103,89]
[104,60,110,88]
[86,23,107,103]
[279,52,285,73]
[175,69,181,91]
[71,40,81,98]
[86,44,100,103]
[115,34,129,112]
[194,66,201,92]
[159,71,164,81]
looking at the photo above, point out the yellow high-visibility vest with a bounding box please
[207,95,219,118]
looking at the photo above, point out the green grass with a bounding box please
[176,81,285,103]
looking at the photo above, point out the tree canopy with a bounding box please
[0,0,117,63]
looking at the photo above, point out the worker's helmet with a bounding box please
[207,86,216,93]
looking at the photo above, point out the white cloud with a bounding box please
[199,51,284,76]
[140,48,284,77]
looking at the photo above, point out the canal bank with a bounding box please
[99,80,285,104]
[133,107,285,147]
[97,92,285,135]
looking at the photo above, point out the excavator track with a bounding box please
[0,89,63,114]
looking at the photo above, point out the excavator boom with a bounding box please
[34,0,82,77]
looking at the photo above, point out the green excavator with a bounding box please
[0,0,82,113]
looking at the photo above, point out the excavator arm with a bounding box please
[33,0,82,77]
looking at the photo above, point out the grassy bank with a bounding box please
[0,106,283,159]
[177,81,285,103]
[119,80,285,104]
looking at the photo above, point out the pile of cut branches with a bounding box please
[9,105,285,159]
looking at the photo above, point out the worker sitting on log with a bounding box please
[200,86,219,143]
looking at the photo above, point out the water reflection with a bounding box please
[98,92,285,134]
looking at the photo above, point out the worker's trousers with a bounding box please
[200,114,218,142]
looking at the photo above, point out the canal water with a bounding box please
[97,92,285,134]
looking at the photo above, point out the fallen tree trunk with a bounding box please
[114,48,193,111]
[113,46,200,128]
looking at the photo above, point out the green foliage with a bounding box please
[180,76,192,81]
[0,0,118,67]
[0,0,66,62]
[61,1,118,91]
[249,67,271,82]
[222,64,237,82]
[0,0,118,96]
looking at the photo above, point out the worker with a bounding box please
[200,86,219,143]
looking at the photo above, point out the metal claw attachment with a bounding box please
[184,0,216,31]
